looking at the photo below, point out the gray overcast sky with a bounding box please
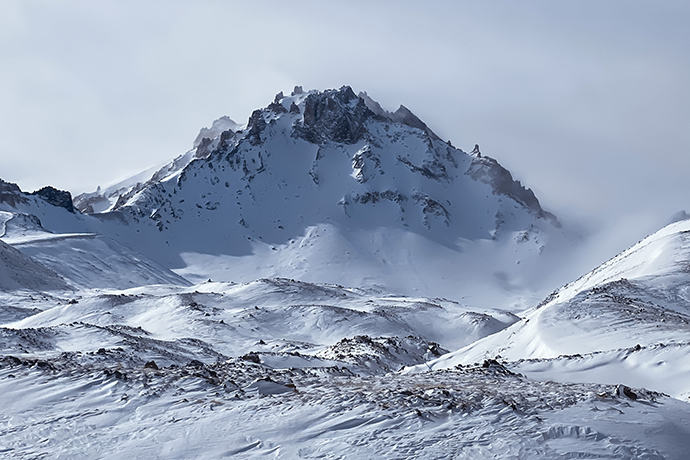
[1,0,689,256]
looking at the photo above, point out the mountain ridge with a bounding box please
[65,86,570,304]
[1,86,573,305]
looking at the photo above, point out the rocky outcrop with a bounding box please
[466,156,560,227]
[0,179,75,213]
[295,86,375,144]
[0,179,28,208]
[29,186,75,213]
[359,91,440,140]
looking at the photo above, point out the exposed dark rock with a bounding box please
[480,359,514,375]
[295,86,375,144]
[413,193,450,227]
[351,190,407,205]
[29,186,75,213]
[240,352,261,364]
[426,342,444,357]
[467,155,560,227]
[616,384,638,400]
[0,179,28,207]
[397,156,449,181]
[0,179,74,213]
[246,110,267,146]
[144,360,159,370]
[0,179,22,194]
[195,137,214,159]
[5,356,22,366]
[482,359,500,368]
[187,359,205,368]
[217,129,237,150]
[268,101,288,115]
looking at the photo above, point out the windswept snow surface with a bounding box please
[410,219,690,400]
[0,238,68,291]
[1,354,689,459]
[2,277,690,459]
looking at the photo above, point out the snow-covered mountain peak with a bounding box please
[133,86,558,231]
[7,87,573,304]
[76,86,557,229]
[64,87,574,304]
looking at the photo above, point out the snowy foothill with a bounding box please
[1,87,690,458]
[408,219,690,400]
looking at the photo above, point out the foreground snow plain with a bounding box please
[2,279,690,459]
[3,354,690,459]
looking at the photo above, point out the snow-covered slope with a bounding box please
[7,232,190,290]
[0,237,68,291]
[72,86,572,307]
[73,116,241,214]
[411,218,690,398]
[0,185,189,290]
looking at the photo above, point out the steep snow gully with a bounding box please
[1,86,690,459]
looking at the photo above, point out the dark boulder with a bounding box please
[240,352,261,364]
[616,384,638,400]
